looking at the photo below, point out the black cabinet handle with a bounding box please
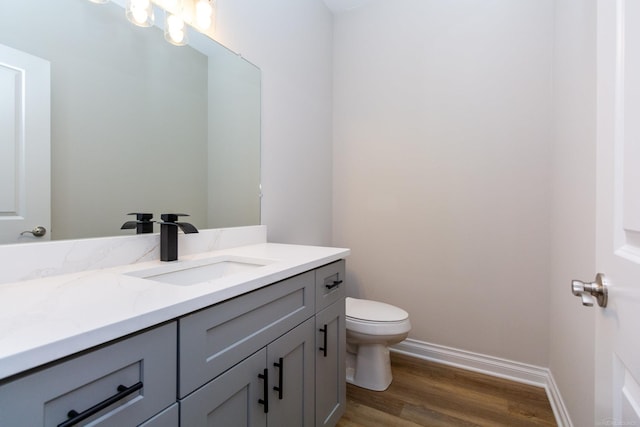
[258,369,269,413]
[319,324,328,357]
[325,279,343,290]
[273,357,284,400]
[57,381,143,427]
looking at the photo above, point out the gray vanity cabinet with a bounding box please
[0,322,177,427]
[177,270,315,398]
[314,260,347,427]
[177,271,317,426]
[0,259,346,427]
[180,318,315,427]
[178,261,346,427]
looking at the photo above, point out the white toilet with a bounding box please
[345,297,411,391]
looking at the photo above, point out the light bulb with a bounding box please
[126,0,154,27]
[165,12,187,46]
[169,29,185,44]
[167,14,184,29]
[132,8,149,24]
[195,0,214,30]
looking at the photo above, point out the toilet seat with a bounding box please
[346,297,409,322]
[346,297,411,336]
[346,316,411,336]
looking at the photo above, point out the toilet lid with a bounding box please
[346,297,409,322]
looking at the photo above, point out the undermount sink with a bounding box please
[126,256,273,286]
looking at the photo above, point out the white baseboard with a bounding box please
[391,339,572,427]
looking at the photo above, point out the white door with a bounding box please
[594,0,640,424]
[0,44,50,243]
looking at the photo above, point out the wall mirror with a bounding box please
[0,0,261,243]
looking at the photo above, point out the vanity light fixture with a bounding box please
[126,0,155,27]
[164,0,188,46]
[89,0,215,47]
[195,0,215,31]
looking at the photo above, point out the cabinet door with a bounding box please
[139,403,178,427]
[267,318,315,427]
[180,349,267,427]
[315,300,346,427]
[0,322,176,427]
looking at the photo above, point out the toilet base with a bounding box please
[345,343,393,391]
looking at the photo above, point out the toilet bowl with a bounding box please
[345,297,411,391]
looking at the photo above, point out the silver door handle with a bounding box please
[571,273,608,308]
[20,226,47,237]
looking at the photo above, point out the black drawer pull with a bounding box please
[58,381,143,427]
[273,357,284,400]
[258,368,269,413]
[319,324,328,357]
[325,279,343,290]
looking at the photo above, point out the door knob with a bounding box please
[571,273,608,308]
[20,226,47,237]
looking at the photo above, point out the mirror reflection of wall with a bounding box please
[0,0,260,243]
[208,49,261,229]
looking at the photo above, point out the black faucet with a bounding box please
[159,213,199,262]
[120,213,155,234]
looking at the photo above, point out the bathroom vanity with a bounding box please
[0,230,348,427]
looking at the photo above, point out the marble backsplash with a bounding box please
[0,225,267,284]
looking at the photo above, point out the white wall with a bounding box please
[213,0,334,246]
[332,0,554,366]
[549,0,597,425]
[212,4,598,424]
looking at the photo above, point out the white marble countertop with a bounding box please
[0,243,350,380]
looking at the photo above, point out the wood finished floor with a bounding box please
[337,352,557,427]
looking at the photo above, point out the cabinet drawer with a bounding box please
[0,322,177,427]
[315,260,346,312]
[178,271,315,397]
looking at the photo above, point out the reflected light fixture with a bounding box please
[89,0,215,47]
[165,1,188,46]
[195,0,215,31]
[126,0,155,27]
